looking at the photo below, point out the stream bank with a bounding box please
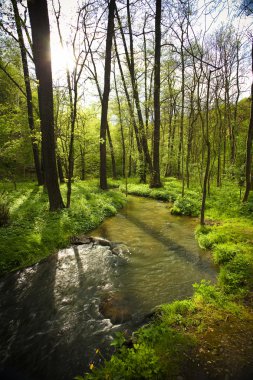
[0,195,216,380]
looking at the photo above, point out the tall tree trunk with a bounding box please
[200,71,212,225]
[150,0,162,188]
[100,0,115,190]
[114,35,146,182]
[86,37,117,180]
[80,146,85,181]
[57,155,65,183]
[243,40,253,202]
[11,0,43,186]
[27,0,64,210]
[180,38,185,195]
[216,93,222,187]
[114,70,126,177]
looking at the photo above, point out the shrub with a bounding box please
[213,243,239,265]
[218,253,253,293]
[82,344,161,380]
[171,195,200,217]
[195,226,228,250]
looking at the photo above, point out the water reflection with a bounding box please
[0,196,216,380]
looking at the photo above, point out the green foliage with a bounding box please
[195,219,253,296]
[218,254,253,293]
[80,303,196,380]
[82,344,161,380]
[195,225,229,249]
[118,178,189,203]
[192,280,247,316]
[110,332,126,348]
[171,194,200,216]
[0,181,125,274]
[212,242,239,264]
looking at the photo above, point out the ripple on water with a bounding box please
[0,195,216,380]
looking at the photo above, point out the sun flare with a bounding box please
[51,42,75,76]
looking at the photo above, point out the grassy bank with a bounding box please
[0,180,126,275]
[77,178,253,379]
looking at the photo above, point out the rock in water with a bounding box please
[111,244,130,256]
[71,236,92,245]
[99,292,132,324]
[90,237,112,247]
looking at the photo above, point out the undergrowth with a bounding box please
[0,180,125,274]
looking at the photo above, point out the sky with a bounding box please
[48,0,252,100]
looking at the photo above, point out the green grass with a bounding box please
[2,177,253,378]
[0,180,126,275]
[76,177,253,380]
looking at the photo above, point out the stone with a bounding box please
[90,237,112,247]
[111,244,130,256]
[71,236,91,245]
[99,292,132,324]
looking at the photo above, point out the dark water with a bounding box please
[0,196,216,380]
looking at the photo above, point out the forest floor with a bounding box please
[177,295,253,380]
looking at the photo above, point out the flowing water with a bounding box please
[0,196,216,380]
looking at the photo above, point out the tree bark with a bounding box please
[150,0,162,188]
[100,0,115,189]
[11,0,43,186]
[243,40,253,202]
[200,71,212,225]
[114,35,146,182]
[27,0,64,210]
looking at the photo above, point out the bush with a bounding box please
[195,225,228,250]
[218,253,253,293]
[82,344,161,380]
[171,195,200,217]
[213,243,239,265]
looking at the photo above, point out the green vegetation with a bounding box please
[0,181,125,275]
[120,178,201,216]
[76,179,253,380]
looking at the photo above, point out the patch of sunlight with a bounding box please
[10,190,34,214]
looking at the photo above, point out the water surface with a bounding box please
[0,196,216,380]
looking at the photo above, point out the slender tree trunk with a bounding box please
[150,0,162,188]
[86,39,117,180]
[80,146,85,181]
[200,71,212,225]
[114,35,146,182]
[114,70,126,177]
[216,94,222,187]
[181,59,185,195]
[186,87,196,188]
[243,40,253,202]
[57,155,65,183]
[66,86,77,208]
[11,0,43,186]
[116,3,152,173]
[100,0,115,190]
[27,0,64,210]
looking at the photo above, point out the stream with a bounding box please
[0,196,216,380]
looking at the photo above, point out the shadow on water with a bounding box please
[123,212,215,277]
[0,195,217,380]
[0,253,58,380]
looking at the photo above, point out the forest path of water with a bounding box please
[0,196,216,380]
